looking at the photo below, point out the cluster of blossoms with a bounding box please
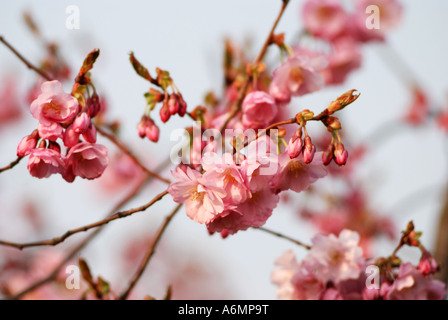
[168,131,328,235]
[17,79,108,181]
[299,0,403,85]
[272,225,446,300]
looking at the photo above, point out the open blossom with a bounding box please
[269,54,326,103]
[206,188,279,235]
[384,263,446,300]
[302,229,365,284]
[302,0,347,40]
[321,37,362,85]
[242,135,279,192]
[201,153,251,207]
[352,0,403,42]
[30,80,79,126]
[242,91,277,129]
[27,148,65,179]
[65,142,108,181]
[271,250,300,300]
[168,166,226,224]
[37,122,63,141]
[269,152,327,194]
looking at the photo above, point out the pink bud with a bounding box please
[17,130,39,157]
[73,112,91,134]
[303,136,315,164]
[178,93,187,117]
[137,116,148,138]
[47,141,61,153]
[287,136,302,159]
[86,93,101,118]
[334,142,348,166]
[322,144,335,166]
[63,124,80,148]
[145,117,159,142]
[418,251,439,276]
[159,101,171,123]
[168,94,179,115]
[82,124,97,143]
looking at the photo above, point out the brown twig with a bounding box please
[119,203,182,300]
[255,226,311,250]
[0,190,168,250]
[219,0,290,133]
[0,35,51,81]
[0,157,23,174]
[95,125,171,184]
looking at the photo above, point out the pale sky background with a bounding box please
[1,0,448,299]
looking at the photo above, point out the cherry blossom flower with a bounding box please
[269,152,327,194]
[302,229,365,284]
[168,166,227,224]
[269,54,327,103]
[242,91,277,129]
[384,263,446,300]
[27,148,65,179]
[302,0,347,41]
[65,142,108,181]
[206,188,279,235]
[30,80,79,126]
[17,130,39,157]
[271,250,300,300]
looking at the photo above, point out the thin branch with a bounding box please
[219,0,290,133]
[7,157,173,300]
[0,190,168,250]
[120,203,182,300]
[95,125,171,184]
[255,226,311,250]
[0,35,51,81]
[0,157,23,174]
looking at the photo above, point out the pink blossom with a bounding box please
[269,54,326,103]
[17,130,39,157]
[302,0,348,40]
[418,251,439,276]
[242,135,279,192]
[242,91,277,129]
[384,263,446,300]
[269,152,327,194]
[302,229,365,284]
[168,166,227,224]
[321,37,362,85]
[201,153,251,207]
[271,250,300,300]
[63,124,80,148]
[437,110,448,133]
[65,142,108,180]
[30,80,79,126]
[404,88,428,126]
[37,121,63,141]
[206,188,279,235]
[286,136,302,159]
[352,0,403,42]
[27,148,65,178]
[291,269,326,300]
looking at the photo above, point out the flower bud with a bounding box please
[82,124,97,143]
[327,89,360,114]
[17,130,40,157]
[287,136,302,159]
[303,136,315,164]
[322,143,335,166]
[418,251,439,276]
[159,100,171,123]
[168,94,180,115]
[73,112,91,134]
[334,142,348,166]
[63,124,81,148]
[47,141,61,154]
[178,93,187,117]
[86,93,101,118]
